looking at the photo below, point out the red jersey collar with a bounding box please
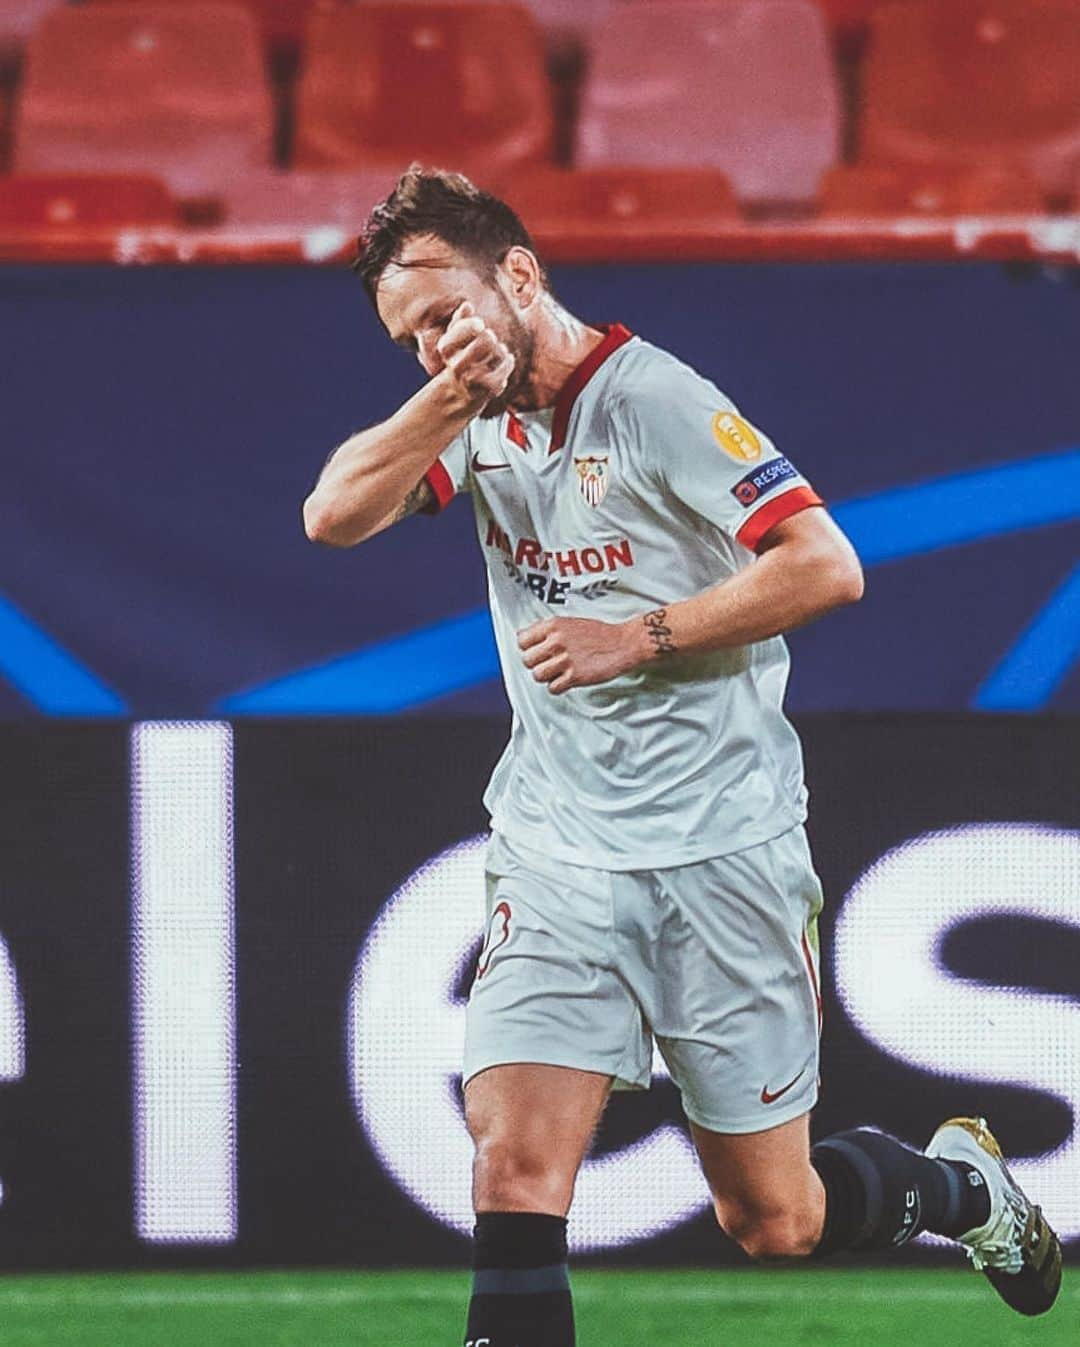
[549,323,633,454]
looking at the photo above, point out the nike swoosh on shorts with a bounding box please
[760,1068,805,1105]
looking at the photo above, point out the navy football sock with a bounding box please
[811,1128,991,1255]
[464,1212,575,1347]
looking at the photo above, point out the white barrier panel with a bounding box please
[0,934,25,1085]
[0,934,26,1206]
[130,722,238,1243]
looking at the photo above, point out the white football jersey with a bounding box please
[423,326,823,870]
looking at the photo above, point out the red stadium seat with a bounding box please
[14,4,274,198]
[221,169,396,228]
[501,166,740,231]
[0,172,176,228]
[0,85,10,173]
[861,0,1080,199]
[577,0,841,207]
[86,0,319,53]
[0,0,60,60]
[820,163,1047,216]
[516,0,614,45]
[813,0,884,37]
[233,0,319,51]
[293,4,552,182]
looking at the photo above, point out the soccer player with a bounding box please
[303,168,1061,1344]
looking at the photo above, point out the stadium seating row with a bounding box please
[3,0,1080,223]
[0,0,905,57]
[0,162,1057,238]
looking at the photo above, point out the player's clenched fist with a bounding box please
[437,301,515,407]
[518,616,642,695]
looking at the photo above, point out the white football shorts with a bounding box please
[463,825,824,1134]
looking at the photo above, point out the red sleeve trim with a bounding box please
[736,486,824,552]
[422,459,455,515]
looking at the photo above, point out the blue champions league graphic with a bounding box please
[1,261,1078,718]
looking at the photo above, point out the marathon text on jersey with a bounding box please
[485,517,635,578]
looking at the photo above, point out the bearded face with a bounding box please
[375,234,542,417]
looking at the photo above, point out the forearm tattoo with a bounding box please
[391,478,435,523]
[643,607,678,658]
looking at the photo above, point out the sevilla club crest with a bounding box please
[574,455,610,508]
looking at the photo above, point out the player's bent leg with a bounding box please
[690,1112,826,1260]
[810,1124,993,1256]
[462,1063,611,1347]
[691,1109,1016,1284]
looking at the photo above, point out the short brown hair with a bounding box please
[353,164,547,303]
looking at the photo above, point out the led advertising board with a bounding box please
[0,717,1076,1267]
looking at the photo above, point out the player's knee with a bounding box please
[717,1200,819,1261]
[472,1134,569,1213]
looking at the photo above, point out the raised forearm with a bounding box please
[303,371,479,547]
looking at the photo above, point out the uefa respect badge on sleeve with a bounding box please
[731,457,799,507]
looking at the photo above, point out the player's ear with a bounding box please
[502,246,540,310]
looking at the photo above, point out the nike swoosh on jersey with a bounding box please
[471,455,511,473]
[760,1068,805,1105]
